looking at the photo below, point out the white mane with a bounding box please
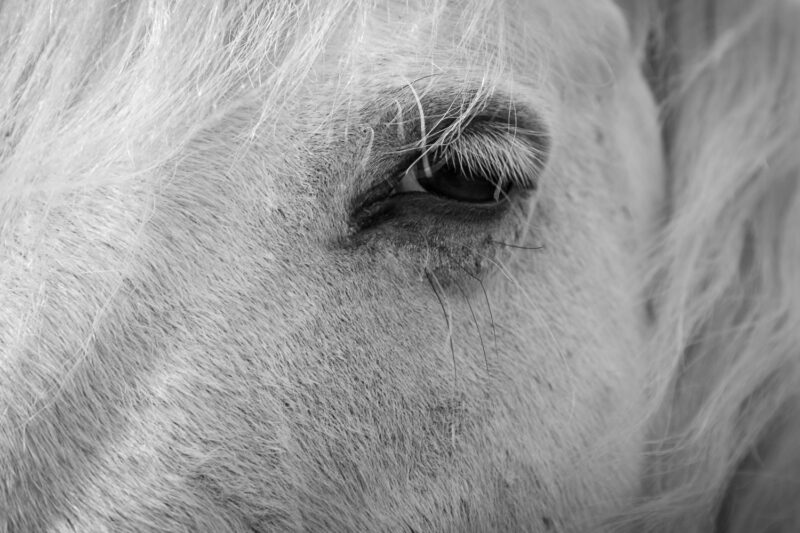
[0,0,526,198]
[633,1,800,529]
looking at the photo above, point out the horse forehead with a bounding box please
[318,0,629,76]
[282,0,630,139]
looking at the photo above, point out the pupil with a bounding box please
[417,161,509,203]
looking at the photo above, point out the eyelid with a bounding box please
[394,124,546,201]
[397,98,549,193]
[430,125,545,192]
[350,88,550,211]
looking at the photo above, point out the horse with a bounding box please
[1,0,798,531]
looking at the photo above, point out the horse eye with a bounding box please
[397,153,512,204]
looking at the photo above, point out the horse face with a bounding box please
[1,1,666,530]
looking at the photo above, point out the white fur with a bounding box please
[1,1,798,531]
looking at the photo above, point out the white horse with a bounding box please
[1,1,798,531]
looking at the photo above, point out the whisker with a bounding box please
[405,80,433,178]
[392,99,405,142]
[408,72,444,86]
[425,269,458,451]
[425,270,456,385]
[489,240,544,251]
[454,276,489,375]
[480,253,577,416]
[457,264,498,362]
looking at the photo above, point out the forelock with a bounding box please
[0,0,525,199]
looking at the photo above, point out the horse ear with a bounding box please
[717,400,800,532]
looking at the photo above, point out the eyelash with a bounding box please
[396,145,515,204]
[393,123,546,206]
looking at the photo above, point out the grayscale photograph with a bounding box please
[1,1,798,531]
